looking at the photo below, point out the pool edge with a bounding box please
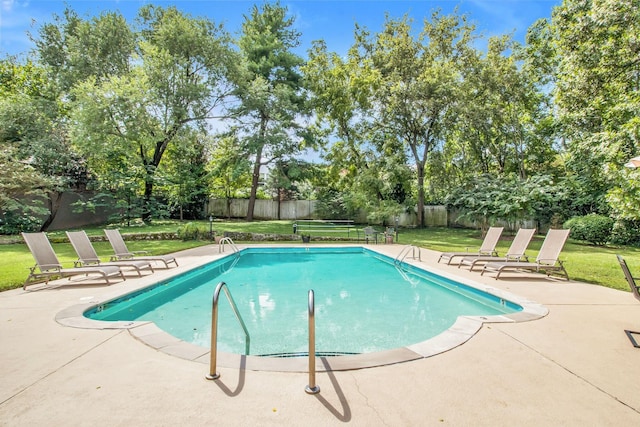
[55,243,549,372]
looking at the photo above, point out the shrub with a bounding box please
[610,220,640,246]
[563,214,613,246]
[314,188,357,220]
[176,222,213,241]
[0,212,41,235]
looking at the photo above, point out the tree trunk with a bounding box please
[277,188,283,220]
[142,178,154,224]
[247,118,267,221]
[40,191,63,231]
[246,137,265,222]
[416,164,425,228]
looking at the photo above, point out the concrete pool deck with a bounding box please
[1,243,639,425]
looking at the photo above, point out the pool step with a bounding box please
[257,351,359,358]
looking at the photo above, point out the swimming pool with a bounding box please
[86,247,522,356]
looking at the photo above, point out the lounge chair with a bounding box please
[481,229,571,279]
[615,255,640,347]
[104,229,178,268]
[617,255,640,302]
[21,232,125,290]
[67,231,154,276]
[458,228,536,270]
[438,226,504,265]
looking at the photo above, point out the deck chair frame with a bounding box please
[104,229,178,268]
[616,255,640,347]
[438,227,504,265]
[67,231,155,276]
[458,228,536,271]
[22,232,125,290]
[481,229,570,280]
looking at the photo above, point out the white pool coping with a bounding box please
[55,243,548,372]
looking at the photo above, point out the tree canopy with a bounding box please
[1,0,639,239]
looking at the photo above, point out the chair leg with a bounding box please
[625,330,640,348]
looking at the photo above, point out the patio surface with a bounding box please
[1,243,639,426]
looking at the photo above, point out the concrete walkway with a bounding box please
[1,244,639,426]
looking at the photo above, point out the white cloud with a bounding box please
[468,0,556,41]
[3,1,16,13]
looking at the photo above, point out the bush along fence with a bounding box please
[46,231,180,244]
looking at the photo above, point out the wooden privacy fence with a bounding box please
[20,192,532,231]
[206,198,448,227]
[206,199,536,230]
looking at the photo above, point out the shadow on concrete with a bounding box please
[208,355,246,397]
[312,357,352,422]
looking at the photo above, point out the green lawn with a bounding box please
[1,220,638,294]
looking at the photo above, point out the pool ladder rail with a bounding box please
[206,281,250,381]
[395,245,422,265]
[306,289,320,394]
[395,265,420,286]
[218,237,239,253]
[205,283,321,395]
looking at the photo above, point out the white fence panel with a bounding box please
[207,199,451,227]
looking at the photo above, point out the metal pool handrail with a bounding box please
[395,245,422,265]
[219,237,239,253]
[206,281,250,381]
[395,265,420,285]
[305,289,320,394]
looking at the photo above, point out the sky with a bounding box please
[1,0,562,59]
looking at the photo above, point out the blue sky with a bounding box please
[1,0,561,59]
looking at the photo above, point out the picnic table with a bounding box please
[293,220,357,238]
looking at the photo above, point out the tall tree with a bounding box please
[35,8,134,95]
[207,133,252,219]
[0,57,87,231]
[69,6,234,222]
[551,0,640,217]
[162,129,210,220]
[304,39,376,174]
[32,8,138,226]
[357,12,475,227]
[453,36,550,179]
[231,2,312,221]
[304,38,397,217]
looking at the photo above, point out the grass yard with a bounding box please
[1,220,638,293]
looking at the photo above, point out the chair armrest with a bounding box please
[538,258,560,266]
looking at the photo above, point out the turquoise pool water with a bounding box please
[86,247,521,356]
